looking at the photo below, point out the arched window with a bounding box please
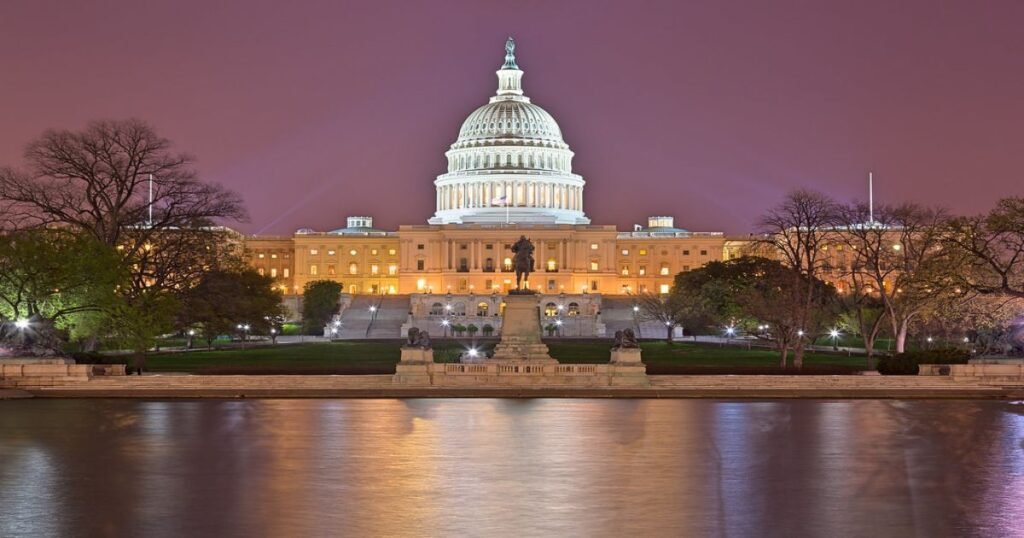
[477,302,489,317]
[430,302,444,316]
[452,302,467,316]
[349,262,359,275]
[568,302,580,317]
[503,257,513,271]
[544,302,558,317]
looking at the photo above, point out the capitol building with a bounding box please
[243,39,739,332]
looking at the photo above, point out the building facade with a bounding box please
[243,39,738,301]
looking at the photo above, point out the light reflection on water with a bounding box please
[1,399,1023,537]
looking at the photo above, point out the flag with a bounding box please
[491,195,507,206]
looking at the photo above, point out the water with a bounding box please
[1,399,1023,538]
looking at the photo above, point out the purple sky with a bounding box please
[2,0,1022,235]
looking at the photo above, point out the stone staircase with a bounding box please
[600,297,682,339]
[366,295,410,338]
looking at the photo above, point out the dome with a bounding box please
[428,38,590,226]
[455,100,565,147]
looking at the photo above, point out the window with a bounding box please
[485,244,493,250]
[283,268,290,278]
[258,268,264,276]
[485,258,495,271]
[544,302,558,317]
[568,302,580,316]
[328,250,336,256]
[417,244,424,250]
[258,253,265,259]
[639,249,648,256]
[270,268,277,278]
[639,265,647,276]
[683,265,690,271]
[477,302,489,316]
[547,258,557,272]
[371,264,379,275]
[460,243,467,250]
[310,264,318,275]
[700,250,708,256]
[660,284,670,294]
[660,263,670,276]
[349,249,357,256]
[417,259,425,270]
[683,250,690,256]
[417,278,426,291]
[271,254,277,259]
[661,250,668,256]
[621,265,629,276]
[349,262,358,275]
[591,280,598,291]
[389,248,397,255]
[503,257,513,271]
[371,249,378,255]
[310,249,318,255]
[548,279,556,291]
[621,249,629,256]
[388,264,397,275]
[459,257,469,271]
[590,243,599,250]
[590,261,599,271]
[327,264,336,275]
[485,279,493,290]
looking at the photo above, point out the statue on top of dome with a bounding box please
[503,36,518,69]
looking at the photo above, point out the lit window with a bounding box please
[621,266,629,276]
[310,249,318,255]
[258,253,265,259]
[349,262,358,275]
[258,268,264,276]
[660,263,670,275]
[639,265,647,276]
[310,264,318,275]
[547,258,557,271]
[372,249,378,255]
[283,268,290,278]
[590,243,599,250]
[389,248,397,255]
[327,264,336,275]
[639,249,648,256]
[270,268,277,278]
[328,250,336,256]
[371,264,379,275]
[271,254,277,259]
[660,284,670,294]
[416,278,426,291]
[503,257,513,270]
[349,249,357,256]
[590,261,599,271]
[388,264,397,275]
[621,249,629,256]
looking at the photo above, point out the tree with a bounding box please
[466,323,479,338]
[106,292,181,373]
[944,197,1024,299]
[837,203,954,354]
[482,324,495,336]
[302,280,342,334]
[757,189,841,367]
[180,269,285,347]
[677,257,837,367]
[0,229,123,354]
[633,290,711,342]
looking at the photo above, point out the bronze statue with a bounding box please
[511,235,534,291]
[405,327,432,349]
[612,328,639,349]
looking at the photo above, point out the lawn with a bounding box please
[141,339,870,375]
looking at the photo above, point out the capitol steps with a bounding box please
[365,295,410,338]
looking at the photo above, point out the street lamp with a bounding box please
[14,318,30,330]
[829,329,840,350]
[441,319,450,338]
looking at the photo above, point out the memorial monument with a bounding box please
[488,236,557,364]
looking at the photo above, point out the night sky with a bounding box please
[2,0,1022,235]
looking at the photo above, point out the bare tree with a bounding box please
[944,197,1024,300]
[837,203,953,354]
[757,189,841,367]
[633,291,696,342]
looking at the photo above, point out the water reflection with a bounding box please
[1,399,1022,537]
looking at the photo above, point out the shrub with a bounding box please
[466,324,479,336]
[482,324,494,336]
[877,348,970,375]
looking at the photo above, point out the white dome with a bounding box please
[455,100,565,147]
[429,38,589,226]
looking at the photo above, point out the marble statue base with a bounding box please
[489,293,555,363]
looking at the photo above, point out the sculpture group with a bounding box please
[511,235,534,292]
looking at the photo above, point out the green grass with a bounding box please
[140,338,870,375]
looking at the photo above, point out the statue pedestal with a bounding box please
[490,294,556,363]
[609,347,648,386]
[610,348,642,364]
[393,347,434,385]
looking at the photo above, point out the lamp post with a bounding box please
[829,329,840,351]
[187,329,195,349]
